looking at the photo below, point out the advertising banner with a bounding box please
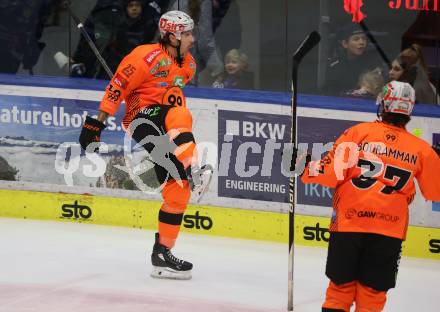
[217,110,290,202]
[296,117,357,207]
[217,110,358,206]
[0,94,149,192]
[1,84,440,229]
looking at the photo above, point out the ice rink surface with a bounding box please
[0,218,438,312]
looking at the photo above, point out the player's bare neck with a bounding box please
[164,45,178,58]
[162,44,184,67]
[382,120,406,129]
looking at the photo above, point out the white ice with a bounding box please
[0,218,438,312]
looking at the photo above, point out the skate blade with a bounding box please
[150,266,192,280]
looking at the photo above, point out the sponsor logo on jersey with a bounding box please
[113,73,128,89]
[173,76,184,87]
[150,63,160,75]
[345,208,357,219]
[61,200,92,220]
[159,58,172,67]
[144,49,162,64]
[154,70,169,78]
[344,209,400,223]
[183,211,213,230]
[139,106,161,117]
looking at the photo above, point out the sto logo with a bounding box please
[343,0,366,23]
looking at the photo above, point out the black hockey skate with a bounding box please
[150,233,193,280]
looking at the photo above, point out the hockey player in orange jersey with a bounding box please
[79,10,212,280]
[296,81,440,311]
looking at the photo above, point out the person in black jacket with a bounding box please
[212,0,241,59]
[71,0,170,79]
[0,0,56,74]
[70,0,124,78]
[94,0,160,79]
[323,23,384,96]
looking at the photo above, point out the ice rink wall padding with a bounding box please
[1,189,440,260]
[0,74,439,260]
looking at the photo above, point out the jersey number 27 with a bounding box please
[351,158,412,194]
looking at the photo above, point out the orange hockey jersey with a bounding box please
[301,121,440,239]
[98,43,196,128]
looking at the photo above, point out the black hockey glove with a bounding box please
[433,143,440,157]
[79,116,106,152]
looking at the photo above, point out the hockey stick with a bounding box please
[67,7,114,78]
[67,8,164,172]
[359,21,392,70]
[288,30,321,312]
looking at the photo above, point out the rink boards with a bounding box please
[0,77,440,262]
[1,82,440,227]
[1,189,439,260]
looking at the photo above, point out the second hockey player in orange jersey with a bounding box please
[298,81,440,311]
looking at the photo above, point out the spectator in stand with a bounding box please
[344,68,385,99]
[71,0,170,79]
[389,44,439,105]
[167,0,224,85]
[44,0,69,27]
[95,0,163,78]
[70,0,125,78]
[0,0,57,74]
[212,0,241,58]
[212,0,230,32]
[212,49,254,90]
[323,23,384,96]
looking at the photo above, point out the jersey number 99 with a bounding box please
[162,86,186,107]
